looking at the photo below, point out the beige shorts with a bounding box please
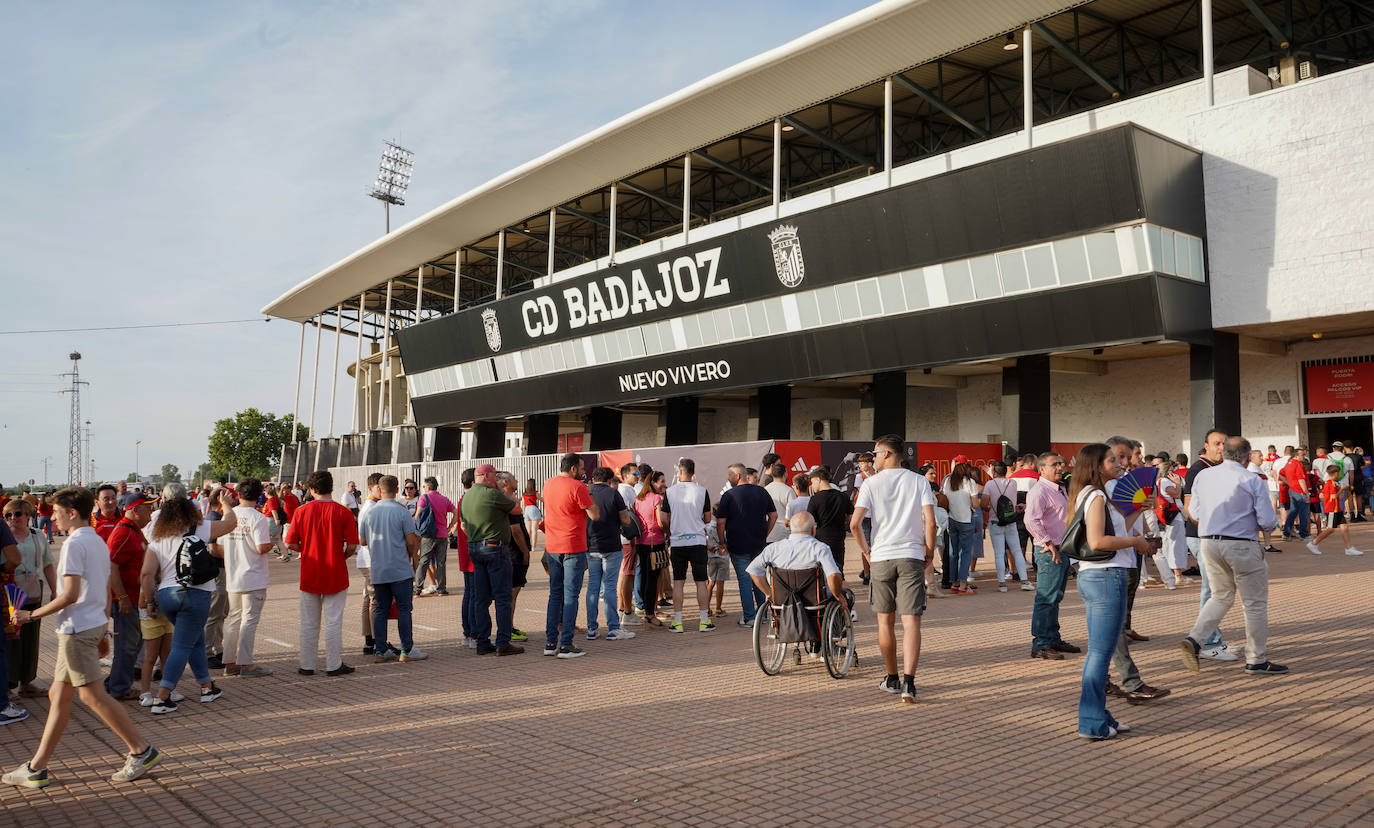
[140,614,175,640]
[53,625,106,687]
[869,558,927,616]
[707,555,731,582]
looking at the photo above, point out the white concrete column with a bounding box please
[415,264,425,318]
[381,279,393,427]
[495,229,505,299]
[883,76,894,185]
[308,315,323,437]
[1202,0,1215,107]
[772,118,782,215]
[290,321,306,442]
[608,183,618,263]
[328,304,342,438]
[546,208,556,277]
[354,293,365,433]
[453,254,462,313]
[1023,26,1034,149]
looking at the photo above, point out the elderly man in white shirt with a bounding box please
[746,512,847,602]
[1180,436,1287,676]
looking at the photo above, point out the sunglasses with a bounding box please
[3,513,25,519]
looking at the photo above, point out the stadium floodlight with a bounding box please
[366,140,415,233]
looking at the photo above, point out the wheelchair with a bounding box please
[752,564,856,679]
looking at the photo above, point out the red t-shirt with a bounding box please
[284,499,358,594]
[454,493,472,573]
[92,511,123,541]
[282,493,300,520]
[541,476,594,554]
[1321,480,1340,513]
[106,518,147,600]
[1281,460,1309,495]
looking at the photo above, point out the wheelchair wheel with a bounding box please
[822,601,856,679]
[753,603,786,676]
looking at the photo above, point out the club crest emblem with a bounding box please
[481,308,502,352]
[768,224,805,288]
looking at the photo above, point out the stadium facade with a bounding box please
[264,0,1374,477]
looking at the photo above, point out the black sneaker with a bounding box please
[198,683,223,703]
[297,668,315,676]
[556,645,585,659]
[1245,661,1289,675]
[206,654,224,670]
[326,664,356,676]
[877,676,900,694]
[150,698,178,715]
[901,680,917,704]
[657,598,672,609]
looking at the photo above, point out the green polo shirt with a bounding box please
[460,483,515,544]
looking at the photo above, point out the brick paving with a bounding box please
[2,527,1372,827]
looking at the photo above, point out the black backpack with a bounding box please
[175,532,218,587]
[995,493,1017,526]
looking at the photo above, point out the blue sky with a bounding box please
[0,0,871,486]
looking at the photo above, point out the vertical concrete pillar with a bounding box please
[755,385,792,440]
[1002,354,1051,456]
[1190,333,1241,442]
[587,407,623,451]
[871,371,907,439]
[661,396,699,446]
[432,426,464,462]
[523,414,559,455]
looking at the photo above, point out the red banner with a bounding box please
[771,440,823,484]
[1305,361,1374,413]
[557,433,586,453]
[913,442,1003,480]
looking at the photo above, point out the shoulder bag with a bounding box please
[1061,491,1119,563]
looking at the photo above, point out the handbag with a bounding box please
[1061,490,1118,563]
[645,543,670,571]
[620,510,642,541]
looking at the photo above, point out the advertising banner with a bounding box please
[1305,360,1374,414]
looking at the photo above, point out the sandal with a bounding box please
[646,616,664,627]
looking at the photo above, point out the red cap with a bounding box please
[952,454,970,465]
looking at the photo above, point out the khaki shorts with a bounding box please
[53,625,106,687]
[707,555,731,582]
[140,614,175,640]
[869,558,927,616]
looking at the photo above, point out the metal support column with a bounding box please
[1202,0,1215,107]
[1023,26,1034,148]
[354,293,365,433]
[453,253,462,312]
[415,264,424,319]
[547,208,556,277]
[290,321,305,442]
[772,118,782,215]
[328,304,341,438]
[883,77,893,185]
[608,183,618,263]
[495,229,505,299]
[682,154,692,242]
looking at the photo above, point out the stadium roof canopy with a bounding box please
[263,0,1087,322]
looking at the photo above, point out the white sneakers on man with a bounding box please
[1306,542,1322,555]
[1346,547,1364,556]
[1198,645,1239,662]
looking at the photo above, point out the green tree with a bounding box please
[126,472,139,483]
[207,409,305,480]
[160,463,181,484]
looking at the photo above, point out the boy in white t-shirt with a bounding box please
[4,488,162,789]
[221,477,275,678]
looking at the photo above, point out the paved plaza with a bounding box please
[3,530,1372,827]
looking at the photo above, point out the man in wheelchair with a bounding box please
[746,513,855,667]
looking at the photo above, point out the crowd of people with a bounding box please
[0,429,1366,784]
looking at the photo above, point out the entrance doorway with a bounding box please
[1306,415,1374,454]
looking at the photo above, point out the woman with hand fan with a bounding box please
[5,500,56,701]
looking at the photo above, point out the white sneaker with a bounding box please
[1199,645,1239,662]
[1020,582,1034,591]
[606,629,636,640]
[1306,542,1322,555]
[139,692,156,707]
[1166,583,1178,590]
[620,612,644,627]
[998,582,1008,592]
[420,585,438,595]
[1346,548,1364,556]
[462,637,477,649]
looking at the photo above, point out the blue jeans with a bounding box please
[544,551,587,648]
[1186,537,1224,647]
[729,551,766,622]
[948,519,976,582]
[156,586,213,691]
[104,608,143,696]
[469,542,514,649]
[585,550,623,634]
[1030,545,1070,650]
[460,570,475,638]
[371,578,414,654]
[1283,494,1310,538]
[1076,567,1126,738]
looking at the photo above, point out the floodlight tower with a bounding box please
[84,420,94,484]
[365,140,414,233]
[59,352,88,485]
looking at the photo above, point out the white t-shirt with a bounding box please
[1313,457,1334,482]
[222,505,273,592]
[664,481,709,548]
[54,527,110,635]
[855,467,936,562]
[149,519,217,592]
[343,491,359,509]
[941,477,978,523]
[355,498,375,569]
[786,495,810,520]
[764,481,796,542]
[1328,451,1350,483]
[1075,488,1134,570]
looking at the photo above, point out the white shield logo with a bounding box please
[481,308,502,352]
[768,224,805,288]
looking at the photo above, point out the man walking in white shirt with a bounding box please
[851,435,936,704]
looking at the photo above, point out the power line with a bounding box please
[0,319,271,335]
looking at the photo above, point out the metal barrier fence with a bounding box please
[330,454,563,496]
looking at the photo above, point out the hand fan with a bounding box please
[1110,467,1158,516]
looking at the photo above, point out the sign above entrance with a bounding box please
[1304,358,1374,414]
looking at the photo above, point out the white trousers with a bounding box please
[224,588,266,665]
[299,589,347,672]
[988,522,1028,582]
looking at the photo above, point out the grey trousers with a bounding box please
[1189,539,1269,664]
[204,567,228,657]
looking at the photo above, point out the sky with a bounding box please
[0,0,872,487]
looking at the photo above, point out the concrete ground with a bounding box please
[2,526,1372,827]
